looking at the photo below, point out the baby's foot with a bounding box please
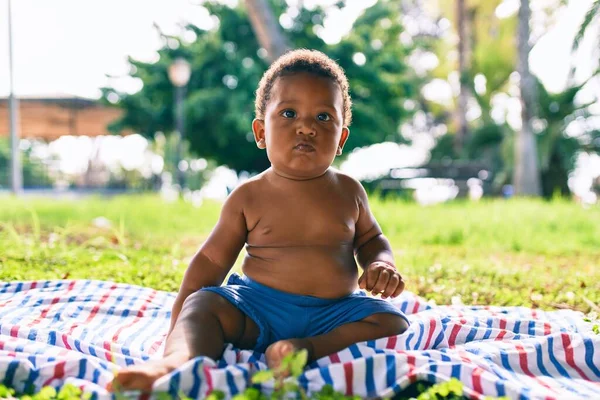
[109,358,180,392]
[265,339,312,372]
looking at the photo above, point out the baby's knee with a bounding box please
[181,290,228,316]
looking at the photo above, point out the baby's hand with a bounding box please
[358,261,405,299]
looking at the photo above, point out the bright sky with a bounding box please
[0,0,375,98]
[0,0,596,98]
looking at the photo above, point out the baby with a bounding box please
[112,49,409,391]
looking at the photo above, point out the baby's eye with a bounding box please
[317,113,331,122]
[281,110,296,118]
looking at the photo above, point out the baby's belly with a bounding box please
[241,244,359,299]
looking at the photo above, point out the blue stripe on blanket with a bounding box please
[0,280,598,399]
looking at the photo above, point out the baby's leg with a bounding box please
[111,291,259,391]
[266,313,407,370]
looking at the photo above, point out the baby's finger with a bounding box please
[371,269,390,294]
[358,271,367,289]
[391,276,405,298]
[366,267,381,291]
[381,273,400,299]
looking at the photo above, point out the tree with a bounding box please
[431,0,514,157]
[513,0,542,195]
[243,0,289,61]
[423,1,598,196]
[102,1,423,173]
[572,0,599,54]
[536,75,600,196]
[428,0,515,171]
[455,0,471,154]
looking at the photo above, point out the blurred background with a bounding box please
[1,0,599,205]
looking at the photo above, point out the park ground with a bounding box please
[1,195,598,314]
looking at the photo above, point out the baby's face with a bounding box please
[253,72,349,180]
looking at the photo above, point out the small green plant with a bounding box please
[411,378,463,400]
[0,383,91,400]
[203,352,486,400]
[0,385,15,399]
[249,349,312,397]
[205,350,361,400]
[0,366,506,400]
[583,311,600,335]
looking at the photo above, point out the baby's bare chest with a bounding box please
[246,189,358,246]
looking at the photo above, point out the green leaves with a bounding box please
[0,384,91,400]
[251,370,275,384]
[0,385,15,398]
[102,2,422,173]
[290,349,308,377]
[584,311,600,335]
[572,0,600,52]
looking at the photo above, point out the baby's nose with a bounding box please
[296,117,316,136]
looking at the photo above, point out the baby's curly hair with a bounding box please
[254,49,352,126]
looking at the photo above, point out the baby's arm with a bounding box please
[353,182,405,298]
[168,186,248,335]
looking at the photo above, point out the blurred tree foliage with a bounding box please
[428,0,599,197]
[102,0,424,173]
[0,139,53,189]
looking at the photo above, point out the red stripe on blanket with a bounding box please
[204,365,214,394]
[28,281,77,328]
[423,319,436,349]
[544,323,551,336]
[499,318,507,330]
[472,366,483,395]
[10,325,19,338]
[561,333,590,380]
[386,335,397,349]
[343,362,353,395]
[43,360,66,386]
[516,343,533,376]
[496,330,508,340]
[67,284,118,335]
[515,344,559,396]
[406,354,417,383]
[103,341,113,362]
[449,324,462,347]
[0,298,13,308]
[457,351,486,398]
[111,290,158,342]
[329,353,341,363]
[149,336,165,355]
[61,333,72,351]
[411,301,420,314]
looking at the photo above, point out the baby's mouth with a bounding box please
[293,143,316,152]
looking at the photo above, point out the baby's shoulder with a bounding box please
[329,168,366,195]
[226,171,268,202]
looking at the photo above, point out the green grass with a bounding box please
[1,194,598,312]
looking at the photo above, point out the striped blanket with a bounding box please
[0,280,599,399]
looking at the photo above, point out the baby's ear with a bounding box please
[252,119,266,149]
[337,127,350,156]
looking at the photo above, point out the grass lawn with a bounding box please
[1,194,599,313]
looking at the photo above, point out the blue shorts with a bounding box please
[201,273,409,353]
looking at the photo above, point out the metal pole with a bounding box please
[174,85,186,191]
[7,0,22,194]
